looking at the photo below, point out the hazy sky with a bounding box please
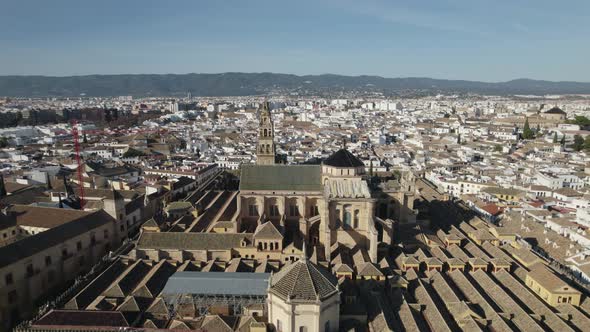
[1,0,589,81]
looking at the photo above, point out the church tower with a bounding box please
[256,101,276,165]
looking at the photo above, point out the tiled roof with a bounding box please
[9,204,94,229]
[0,208,115,269]
[137,231,253,251]
[34,310,129,327]
[323,149,365,167]
[65,259,129,310]
[239,165,322,191]
[544,107,566,114]
[528,263,579,293]
[142,218,159,228]
[357,262,384,276]
[254,221,283,239]
[269,259,338,302]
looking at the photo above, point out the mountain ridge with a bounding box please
[1,72,590,97]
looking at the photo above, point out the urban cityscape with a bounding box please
[2,1,590,332]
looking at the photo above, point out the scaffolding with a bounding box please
[165,293,267,317]
[161,271,270,318]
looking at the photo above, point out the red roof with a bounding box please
[528,200,545,208]
[549,206,576,214]
[481,204,503,216]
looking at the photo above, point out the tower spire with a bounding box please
[256,100,276,165]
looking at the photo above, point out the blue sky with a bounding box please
[1,0,589,81]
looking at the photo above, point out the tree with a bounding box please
[494,144,503,152]
[0,136,8,148]
[573,135,584,151]
[553,132,558,143]
[567,115,590,127]
[560,135,566,146]
[522,117,534,139]
[584,136,590,151]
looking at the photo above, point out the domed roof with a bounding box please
[323,149,364,168]
[269,259,338,302]
[544,106,566,114]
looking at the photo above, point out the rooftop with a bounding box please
[323,149,365,168]
[240,165,322,192]
[161,271,270,297]
[269,258,338,302]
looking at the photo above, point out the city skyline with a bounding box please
[2,1,590,331]
[1,0,589,81]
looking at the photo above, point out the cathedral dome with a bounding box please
[269,259,338,302]
[323,149,364,168]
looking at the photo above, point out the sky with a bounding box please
[0,0,589,82]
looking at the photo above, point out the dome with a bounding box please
[323,149,364,168]
[544,107,566,114]
[269,259,338,302]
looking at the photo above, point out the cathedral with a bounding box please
[237,101,411,264]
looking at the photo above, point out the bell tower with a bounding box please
[257,101,276,165]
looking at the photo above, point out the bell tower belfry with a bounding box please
[256,101,276,165]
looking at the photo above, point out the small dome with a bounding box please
[269,259,338,302]
[544,107,566,114]
[323,149,364,168]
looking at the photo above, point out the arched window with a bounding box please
[264,129,268,137]
[343,205,352,227]
[353,209,359,228]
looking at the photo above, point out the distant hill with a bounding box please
[1,73,590,97]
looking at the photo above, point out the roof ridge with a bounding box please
[304,260,318,298]
[311,261,340,294]
[289,262,303,298]
[11,204,94,214]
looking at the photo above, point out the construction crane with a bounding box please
[71,120,85,208]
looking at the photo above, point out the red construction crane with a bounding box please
[71,120,85,208]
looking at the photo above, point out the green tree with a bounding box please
[494,144,503,152]
[0,136,8,148]
[567,116,590,127]
[553,132,558,143]
[584,136,590,151]
[573,135,584,151]
[560,135,566,146]
[522,117,534,139]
